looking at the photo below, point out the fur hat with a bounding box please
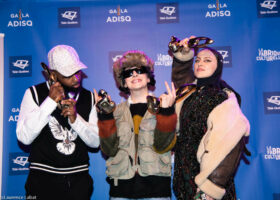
[113,50,155,93]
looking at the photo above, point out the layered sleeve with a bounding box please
[16,87,57,145]
[153,106,177,153]
[172,51,195,88]
[97,111,119,157]
[70,100,100,148]
[195,92,250,199]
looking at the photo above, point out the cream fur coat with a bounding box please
[194,91,250,199]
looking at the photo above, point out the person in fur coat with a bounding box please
[170,37,250,200]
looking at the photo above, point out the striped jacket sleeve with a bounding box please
[153,106,177,153]
[97,112,119,157]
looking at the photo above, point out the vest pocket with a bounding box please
[106,149,131,177]
[159,153,171,175]
[139,147,158,175]
[139,147,171,176]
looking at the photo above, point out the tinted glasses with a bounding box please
[122,66,149,79]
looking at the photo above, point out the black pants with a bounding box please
[25,170,93,200]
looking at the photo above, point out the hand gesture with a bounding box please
[60,99,77,123]
[195,188,214,200]
[205,195,214,200]
[159,81,176,108]
[179,35,196,54]
[93,89,102,105]
[93,89,114,114]
[49,82,65,103]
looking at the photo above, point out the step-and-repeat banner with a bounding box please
[0,33,4,198]
[0,0,280,199]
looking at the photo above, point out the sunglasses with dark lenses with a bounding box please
[122,66,149,79]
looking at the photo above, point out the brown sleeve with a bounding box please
[172,57,195,89]
[207,137,245,187]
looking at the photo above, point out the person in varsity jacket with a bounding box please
[94,50,177,200]
[16,45,99,200]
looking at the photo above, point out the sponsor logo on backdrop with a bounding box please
[264,145,280,160]
[9,56,32,77]
[108,51,126,72]
[157,3,179,24]
[257,0,279,18]
[8,107,20,122]
[261,0,277,9]
[205,0,231,18]
[9,152,29,175]
[215,46,232,67]
[273,193,280,200]
[106,5,132,23]
[256,48,280,61]
[58,7,80,28]
[155,53,172,67]
[263,92,280,114]
[7,9,33,27]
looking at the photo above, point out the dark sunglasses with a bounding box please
[122,66,149,79]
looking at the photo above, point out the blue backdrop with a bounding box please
[1,0,280,199]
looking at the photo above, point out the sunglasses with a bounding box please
[122,66,149,79]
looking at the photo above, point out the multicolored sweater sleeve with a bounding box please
[97,113,119,157]
[153,106,177,154]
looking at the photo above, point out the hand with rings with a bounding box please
[49,82,65,103]
[61,98,77,123]
[179,35,196,54]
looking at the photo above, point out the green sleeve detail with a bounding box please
[100,132,119,157]
[153,130,176,153]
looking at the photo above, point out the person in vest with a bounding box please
[16,45,99,200]
[94,50,177,199]
[170,37,250,200]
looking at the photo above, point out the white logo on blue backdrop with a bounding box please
[263,92,280,114]
[160,6,176,16]
[157,3,179,24]
[112,55,122,62]
[8,107,20,122]
[261,0,277,9]
[256,48,280,61]
[13,156,29,167]
[264,146,280,160]
[9,56,32,77]
[58,7,80,28]
[13,60,29,69]
[9,153,29,175]
[7,9,33,27]
[109,51,126,72]
[61,11,77,21]
[106,5,132,23]
[155,53,172,67]
[216,46,232,67]
[206,1,231,18]
[257,0,279,17]
[267,96,280,106]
